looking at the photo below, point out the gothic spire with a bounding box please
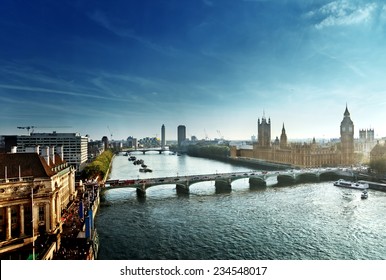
[344,103,350,117]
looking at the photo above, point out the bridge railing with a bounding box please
[105,167,345,187]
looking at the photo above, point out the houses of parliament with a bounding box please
[230,106,355,168]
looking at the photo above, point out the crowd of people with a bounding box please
[53,182,99,260]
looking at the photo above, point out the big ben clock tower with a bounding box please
[340,105,354,165]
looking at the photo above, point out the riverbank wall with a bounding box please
[187,154,291,171]
[102,154,115,184]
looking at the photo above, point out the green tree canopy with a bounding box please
[369,158,386,174]
[81,150,114,181]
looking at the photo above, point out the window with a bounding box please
[38,205,45,222]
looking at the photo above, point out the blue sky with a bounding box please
[1,0,386,141]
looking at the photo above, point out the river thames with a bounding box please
[95,152,386,260]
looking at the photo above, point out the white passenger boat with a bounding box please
[333,179,369,190]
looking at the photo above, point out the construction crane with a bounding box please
[17,126,35,134]
[217,130,224,140]
[17,126,72,135]
[107,126,113,140]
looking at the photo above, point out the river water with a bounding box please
[95,152,386,260]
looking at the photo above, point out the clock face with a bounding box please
[349,126,353,132]
[342,126,346,132]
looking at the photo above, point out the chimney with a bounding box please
[41,146,50,166]
[56,146,64,161]
[26,146,40,154]
[10,146,17,154]
[50,146,55,165]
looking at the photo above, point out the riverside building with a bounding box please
[230,106,356,168]
[2,132,88,172]
[177,125,186,148]
[0,146,76,259]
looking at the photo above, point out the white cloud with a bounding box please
[380,4,386,22]
[0,83,132,102]
[311,1,377,29]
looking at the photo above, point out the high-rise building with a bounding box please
[161,124,166,149]
[6,132,88,172]
[177,125,186,147]
[126,136,137,149]
[101,136,109,151]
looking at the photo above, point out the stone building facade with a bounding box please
[230,106,355,168]
[0,146,76,257]
[356,129,377,163]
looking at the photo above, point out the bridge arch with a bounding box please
[102,168,350,198]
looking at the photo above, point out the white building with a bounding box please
[15,132,88,172]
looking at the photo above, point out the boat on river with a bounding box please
[139,168,152,173]
[333,179,369,190]
[361,190,368,199]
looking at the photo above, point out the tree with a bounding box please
[369,158,386,174]
[81,150,114,181]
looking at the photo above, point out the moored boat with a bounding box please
[333,179,369,190]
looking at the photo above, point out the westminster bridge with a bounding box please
[123,148,169,154]
[103,168,354,197]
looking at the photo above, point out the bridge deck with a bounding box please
[103,168,347,191]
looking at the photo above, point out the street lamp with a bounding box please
[31,186,35,260]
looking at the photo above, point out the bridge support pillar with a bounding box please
[176,184,189,195]
[215,180,231,193]
[249,177,267,189]
[136,185,146,198]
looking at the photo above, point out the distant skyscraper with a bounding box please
[177,125,186,147]
[161,124,166,149]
